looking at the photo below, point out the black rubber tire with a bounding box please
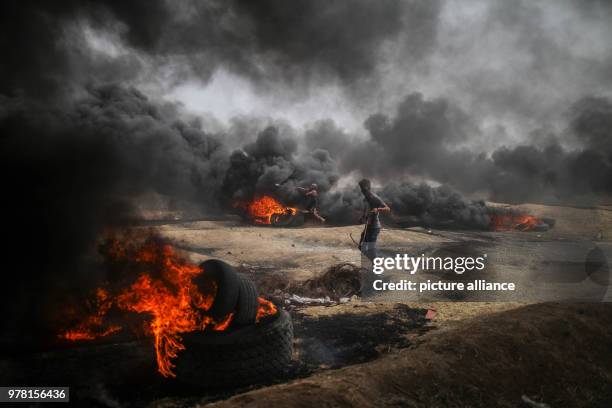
[270,213,304,227]
[174,309,293,388]
[194,259,240,319]
[233,274,259,326]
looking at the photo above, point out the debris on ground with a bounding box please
[296,263,363,299]
[242,262,364,305]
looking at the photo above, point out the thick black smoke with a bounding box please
[130,0,439,92]
[220,121,490,228]
[380,183,490,229]
[339,93,612,204]
[1,0,439,99]
[315,182,490,229]
[222,126,340,205]
[0,85,226,346]
[0,0,164,99]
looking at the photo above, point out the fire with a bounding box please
[238,195,297,225]
[255,297,277,323]
[60,234,278,378]
[489,212,543,231]
[60,288,121,341]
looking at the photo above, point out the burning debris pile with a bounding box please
[488,209,555,232]
[59,233,280,379]
[233,195,301,226]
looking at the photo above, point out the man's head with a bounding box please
[358,178,371,194]
[310,183,317,190]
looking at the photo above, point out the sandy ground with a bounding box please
[151,201,612,308]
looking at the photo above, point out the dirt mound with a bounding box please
[206,303,612,407]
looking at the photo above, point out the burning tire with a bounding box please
[270,212,304,227]
[194,259,241,319]
[194,260,262,326]
[174,309,293,388]
[233,273,259,326]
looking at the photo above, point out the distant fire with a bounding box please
[489,212,546,232]
[236,195,297,225]
[59,234,277,378]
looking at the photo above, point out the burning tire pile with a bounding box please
[58,237,293,389]
[176,260,294,388]
[234,195,305,227]
[175,309,293,388]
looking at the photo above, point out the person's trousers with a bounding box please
[360,226,380,261]
[360,226,380,297]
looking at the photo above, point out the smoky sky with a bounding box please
[1,0,612,344]
[1,0,434,98]
[338,92,612,203]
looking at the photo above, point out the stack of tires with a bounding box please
[174,260,293,389]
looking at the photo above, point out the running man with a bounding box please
[297,183,326,223]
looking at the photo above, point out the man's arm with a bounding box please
[370,195,390,214]
[370,203,390,214]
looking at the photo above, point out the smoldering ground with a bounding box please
[1,0,611,344]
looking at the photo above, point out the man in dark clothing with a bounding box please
[358,178,390,260]
[297,183,326,222]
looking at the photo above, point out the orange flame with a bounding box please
[255,297,277,323]
[490,212,543,231]
[239,195,297,224]
[60,288,121,341]
[60,235,277,378]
